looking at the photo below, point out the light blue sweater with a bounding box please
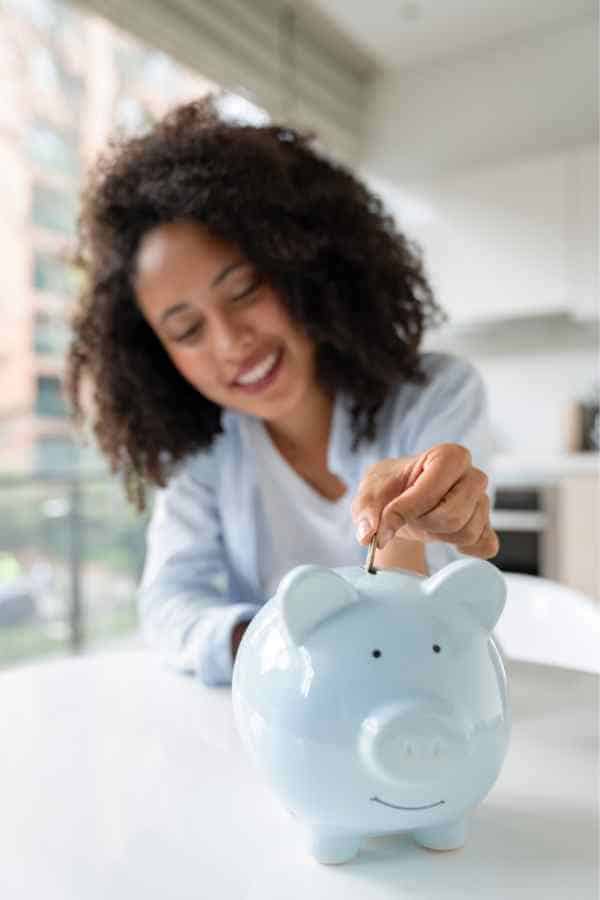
[138,352,493,686]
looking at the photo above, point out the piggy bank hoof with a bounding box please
[412,817,467,851]
[308,828,361,864]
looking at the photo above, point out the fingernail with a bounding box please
[356,518,372,541]
[378,528,395,549]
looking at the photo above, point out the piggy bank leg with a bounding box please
[307,827,361,864]
[412,817,467,852]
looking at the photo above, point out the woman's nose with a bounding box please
[211,313,254,358]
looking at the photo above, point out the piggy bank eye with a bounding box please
[372,649,382,659]
[432,644,441,654]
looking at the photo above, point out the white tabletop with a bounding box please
[1,650,597,900]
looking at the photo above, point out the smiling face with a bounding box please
[134,220,322,428]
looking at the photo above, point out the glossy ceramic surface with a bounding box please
[232,558,510,864]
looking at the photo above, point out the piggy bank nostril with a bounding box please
[359,703,473,784]
[402,739,443,760]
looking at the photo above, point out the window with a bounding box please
[28,44,83,106]
[114,42,146,83]
[4,0,58,30]
[35,375,67,417]
[33,312,70,355]
[215,92,269,126]
[32,183,77,235]
[33,251,78,295]
[113,97,154,136]
[28,120,79,177]
[1,0,310,671]
[34,434,76,473]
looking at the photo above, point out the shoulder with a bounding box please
[165,409,251,489]
[162,429,229,494]
[376,352,489,458]
[416,351,482,391]
[388,352,484,419]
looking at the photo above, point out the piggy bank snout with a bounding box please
[358,699,471,785]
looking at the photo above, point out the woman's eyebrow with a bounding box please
[160,260,248,325]
[161,302,190,325]
[211,259,246,288]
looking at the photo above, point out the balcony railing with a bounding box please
[0,471,151,669]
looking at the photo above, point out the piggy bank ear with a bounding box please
[424,558,506,633]
[276,564,359,646]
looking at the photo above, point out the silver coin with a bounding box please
[364,534,378,574]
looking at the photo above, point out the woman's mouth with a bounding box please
[232,348,283,394]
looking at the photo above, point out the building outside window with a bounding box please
[28,119,80,177]
[31,183,77,235]
[35,374,67,417]
[33,251,77,295]
[33,311,70,355]
[0,0,269,669]
[34,434,77,474]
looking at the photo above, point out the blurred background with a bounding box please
[0,0,597,672]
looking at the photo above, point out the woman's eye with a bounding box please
[175,323,201,342]
[232,278,262,302]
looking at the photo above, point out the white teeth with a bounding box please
[236,351,279,385]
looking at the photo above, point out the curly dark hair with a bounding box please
[66,94,446,509]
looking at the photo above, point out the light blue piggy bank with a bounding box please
[232,558,510,864]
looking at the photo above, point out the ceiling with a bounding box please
[307,0,598,70]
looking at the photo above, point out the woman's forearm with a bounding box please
[374,537,428,575]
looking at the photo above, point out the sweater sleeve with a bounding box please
[401,354,495,574]
[137,451,258,686]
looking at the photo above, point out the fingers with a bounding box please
[384,494,499,560]
[457,520,500,560]
[351,456,423,544]
[381,467,488,540]
[378,444,473,532]
[350,444,499,561]
[351,444,472,545]
[424,492,489,545]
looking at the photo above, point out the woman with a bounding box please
[67,96,498,686]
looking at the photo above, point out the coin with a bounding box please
[364,534,378,574]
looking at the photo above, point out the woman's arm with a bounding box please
[231,620,249,660]
[352,356,497,573]
[138,452,258,685]
[374,536,427,575]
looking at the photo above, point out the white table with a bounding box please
[1,650,597,900]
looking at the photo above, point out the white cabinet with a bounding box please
[406,144,598,326]
[543,473,600,601]
[566,144,598,321]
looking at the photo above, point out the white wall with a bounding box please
[422,313,598,454]
[361,17,597,182]
[360,16,598,455]
[449,345,597,455]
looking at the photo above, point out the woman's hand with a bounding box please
[351,443,499,559]
[231,621,249,661]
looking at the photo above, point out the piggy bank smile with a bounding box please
[232,558,510,865]
[370,796,445,810]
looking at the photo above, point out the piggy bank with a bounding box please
[232,558,510,864]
